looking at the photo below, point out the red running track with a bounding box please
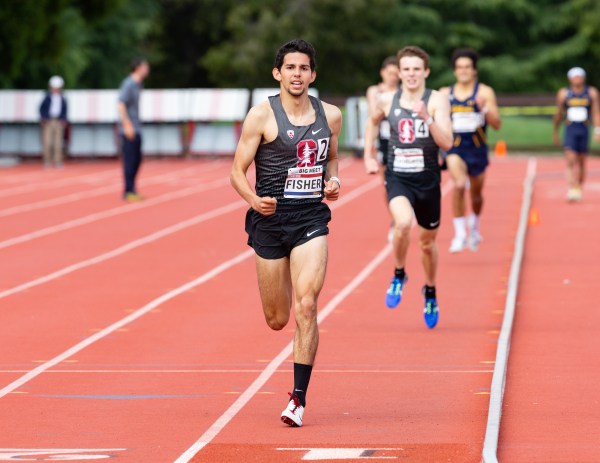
[0,155,566,462]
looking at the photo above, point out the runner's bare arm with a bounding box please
[553,89,567,146]
[363,104,386,174]
[323,103,342,201]
[366,85,381,143]
[478,85,502,130]
[230,104,277,216]
[590,87,600,142]
[415,91,453,151]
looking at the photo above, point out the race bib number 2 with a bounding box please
[284,165,323,198]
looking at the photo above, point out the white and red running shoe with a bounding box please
[281,392,304,427]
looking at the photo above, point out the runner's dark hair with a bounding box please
[451,48,479,70]
[274,39,317,71]
[381,56,398,69]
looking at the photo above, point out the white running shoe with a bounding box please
[468,229,482,251]
[281,393,304,427]
[567,187,582,202]
[449,236,466,253]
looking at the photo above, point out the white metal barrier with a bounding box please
[344,96,369,156]
[0,88,330,158]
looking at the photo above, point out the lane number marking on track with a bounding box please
[0,448,126,460]
[277,448,402,460]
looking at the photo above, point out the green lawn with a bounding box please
[339,107,599,153]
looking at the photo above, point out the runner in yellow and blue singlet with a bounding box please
[439,49,501,254]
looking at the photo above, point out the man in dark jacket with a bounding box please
[39,75,68,168]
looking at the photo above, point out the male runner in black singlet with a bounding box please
[231,39,342,427]
[364,46,453,329]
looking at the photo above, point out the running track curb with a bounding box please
[481,157,537,463]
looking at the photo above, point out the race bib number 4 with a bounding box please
[393,148,425,173]
[284,165,323,198]
[567,106,588,123]
[398,118,429,143]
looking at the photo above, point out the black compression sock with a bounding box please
[394,267,405,280]
[293,363,313,407]
[424,285,436,299]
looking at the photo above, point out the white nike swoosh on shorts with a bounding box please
[307,229,321,237]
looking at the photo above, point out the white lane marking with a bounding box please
[0,159,358,297]
[481,157,537,463]
[0,249,254,400]
[0,161,373,398]
[278,448,400,460]
[0,163,225,218]
[0,178,230,250]
[0,167,120,197]
[175,177,453,462]
[0,448,126,460]
[0,369,494,374]
[173,243,393,463]
[0,200,246,301]
[0,158,353,248]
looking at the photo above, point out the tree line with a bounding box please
[1,0,599,95]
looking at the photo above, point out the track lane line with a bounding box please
[0,249,254,400]
[173,178,454,463]
[0,172,380,398]
[0,167,122,197]
[0,178,231,250]
[0,199,246,300]
[481,157,537,463]
[0,163,226,218]
[0,158,354,249]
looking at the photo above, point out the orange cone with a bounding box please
[494,140,507,157]
[528,208,540,225]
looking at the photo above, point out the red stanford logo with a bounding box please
[398,118,415,144]
[296,139,317,167]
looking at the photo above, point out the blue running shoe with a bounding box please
[385,275,407,309]
[423,288,439,329]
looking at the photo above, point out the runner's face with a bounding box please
[381,64,399,88]
[569,75,585,88]
[399,56,429,91]
[454,57,476,84]
[273,52,316,97]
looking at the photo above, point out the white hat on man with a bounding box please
[567,67,586,79]
[49,75,64,89]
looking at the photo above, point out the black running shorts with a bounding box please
[245,202,331,259]
[384,169,441,230]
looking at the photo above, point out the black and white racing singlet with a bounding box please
[386,89,440,180]
[255,95,331,207]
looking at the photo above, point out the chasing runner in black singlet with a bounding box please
[364,46,453,330]
[231,39,342,428]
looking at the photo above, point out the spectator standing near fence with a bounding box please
[553,67,600,202]
[39,76,68,169]
[118,58,150,202]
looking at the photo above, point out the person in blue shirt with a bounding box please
[553,67,600,202]
[439,49,501,253]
